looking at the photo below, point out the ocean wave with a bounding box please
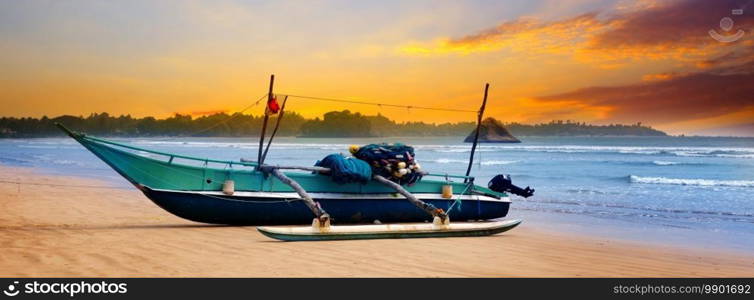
[431,148,495,153]
[29,154,92,168]
[429,158,517,165]
[517,200,754,224]
[629,175,754,187]
[565,188,608,195]
[50,159,87,166]
[652,160,679,166]
[432,148,470,153]
[527,197,754,218]
[430,158,467,164]
[0,156,31,165]
[17,145,81,150]
[426,145,754,158]
[610,160,706,167]
[481,160,518,165]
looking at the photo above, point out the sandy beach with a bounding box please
[0,165,751,277]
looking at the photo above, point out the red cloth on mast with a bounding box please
[267,94,280,114]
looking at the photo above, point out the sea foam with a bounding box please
[629,175,754,187]
[651,161,679,166]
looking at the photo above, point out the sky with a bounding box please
[1,0,753,136]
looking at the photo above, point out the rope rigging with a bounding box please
[156,91,477,141]
[279,93,479,113]
[144,94,268,142]
[176,93,268,137]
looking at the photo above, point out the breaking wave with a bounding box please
[629,175,754,187]
[32,155,92,168]
[430,158,517,165]
[431,158,467,164]
[651,161,679,166]
[424,145,754,158]
[481,160,518,165]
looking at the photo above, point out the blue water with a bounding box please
[1,136,753,252]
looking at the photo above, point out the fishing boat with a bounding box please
[57,75,534,241]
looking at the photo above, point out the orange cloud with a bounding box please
[400,13,607,56]
[401,0,754,70]
[641,71,686,82]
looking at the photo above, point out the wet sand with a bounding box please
[1,165,752,277]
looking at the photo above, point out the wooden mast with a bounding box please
[464,83,489,183]
[257,74,274,168]
[260,95,288,165]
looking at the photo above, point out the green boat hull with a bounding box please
[58,124,512,225]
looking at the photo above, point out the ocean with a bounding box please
[1,136,753,252]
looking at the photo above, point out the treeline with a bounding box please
[506,120,667,136]
[0,112,307,138]
[300,111,478,137]
[0,110,666,138]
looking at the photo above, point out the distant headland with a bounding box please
[464,118,522,143]
[0,110,667,138]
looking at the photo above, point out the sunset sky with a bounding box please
[1,0,753,136]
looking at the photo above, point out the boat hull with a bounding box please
[55,124,514,226]
[141,187,510,225]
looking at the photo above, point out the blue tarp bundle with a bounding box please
[314,154,372,184]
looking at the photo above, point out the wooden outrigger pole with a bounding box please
[264,167,330,225]
[464,83,489,183]
[372,175,447,222]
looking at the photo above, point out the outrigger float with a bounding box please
[57,75,534,241]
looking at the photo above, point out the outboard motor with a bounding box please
[488,174,534,198]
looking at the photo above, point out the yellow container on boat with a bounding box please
[442,184,453,198]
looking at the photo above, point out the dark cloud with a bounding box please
[537,68,754,124]
[699,42,754,70]
[590,0,754,49]
[535,0,754,127]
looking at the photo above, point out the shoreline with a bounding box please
[1,164,752,277]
